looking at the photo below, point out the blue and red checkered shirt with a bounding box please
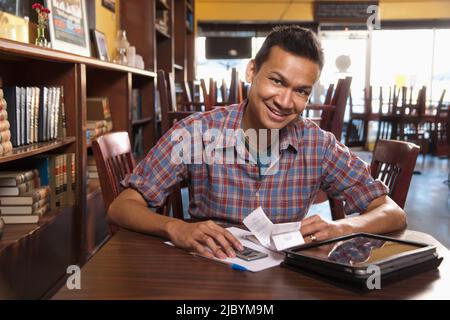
[121,101,388,224]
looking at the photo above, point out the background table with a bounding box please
[53,228,450,299]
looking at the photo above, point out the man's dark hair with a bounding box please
[254,25,324,71]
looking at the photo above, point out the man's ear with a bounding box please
[246,59,256,83]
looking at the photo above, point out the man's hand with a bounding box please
[300,215,351,243]
[166,220,244,259]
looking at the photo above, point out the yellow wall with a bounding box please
[95,0,121,60]
[197,0,450,22]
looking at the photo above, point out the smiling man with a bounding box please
[108,26,407,260]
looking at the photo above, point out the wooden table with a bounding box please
[53,229,450,300]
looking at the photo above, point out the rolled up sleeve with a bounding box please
[320,132,389,214]
[121,122,189,208]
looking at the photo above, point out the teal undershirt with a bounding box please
[239,128,272,178]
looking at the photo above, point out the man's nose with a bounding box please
[274,88,294,110]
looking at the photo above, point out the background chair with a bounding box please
[92,131,185,234]
[331,139,420,220]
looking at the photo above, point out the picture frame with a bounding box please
[92,29,109,61]
[46,0,91,57]
[101,0,115,12]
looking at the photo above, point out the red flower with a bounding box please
[42,8,50,14]
[32,3,43,10]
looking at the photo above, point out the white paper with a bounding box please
[243,206,304,251]
[165,226,284,272]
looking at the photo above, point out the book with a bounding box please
[87,97,112,121]
[0,130,11,143]
[0,197,49,215]
[2,86,20,146]
[38,87,48,142]
[0,180,35,196]
[0,120,10,132]
[0,141,12,154]
[0,214,39,224]
[0,170,38,187]
[0,186,50,205]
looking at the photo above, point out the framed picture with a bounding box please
[102,0,115,12]
[46,0,91,57]
[92,29,109,61]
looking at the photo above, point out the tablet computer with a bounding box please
[282,233,442,290]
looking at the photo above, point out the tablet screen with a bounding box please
[297,235,423,267]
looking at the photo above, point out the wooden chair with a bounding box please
[228,68,243,104]
[431,90,450,157]
[92,131,185,234]
[377,86,401,141]
[307,77,352,142]
[331,139,420,220]
[92,132,136,234]
[398,86,428,162]
[345,86,372,148]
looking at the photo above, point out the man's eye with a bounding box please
[270,78,282,84]
[296,89,310,96]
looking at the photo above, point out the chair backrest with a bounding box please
[228,68,243,104]
[319,77,352,141]
[331,139,419,220]
[92,131,136,213]
[220,79,228,103]
[200,78,212,111]
[370,139,420,208]
[208,78,217,109]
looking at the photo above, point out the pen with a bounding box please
[231,263,248,271]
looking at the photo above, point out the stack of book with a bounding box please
[0,170,50,224]
[87,156,99,180]
[0,88,13,155]
[2,86,66,148]
[86,97,113,143]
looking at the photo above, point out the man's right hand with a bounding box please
[166,220,244,259]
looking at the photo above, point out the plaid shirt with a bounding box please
[121,101,388,224]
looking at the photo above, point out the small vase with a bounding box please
[35,26,48,47]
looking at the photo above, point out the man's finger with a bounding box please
[207,222,244,252]
[300,215,321,227]
[191,240,214,259]
[202,235,227,259]
[301,221,327,237]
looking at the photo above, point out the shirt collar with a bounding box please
[209,99,301,153]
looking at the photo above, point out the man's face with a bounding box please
[244,45,320,130]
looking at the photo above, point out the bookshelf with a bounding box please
[0,38,156,299]
[0,0,196,299]
[174,0,196,84]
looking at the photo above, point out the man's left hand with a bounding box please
[300,215,351,243]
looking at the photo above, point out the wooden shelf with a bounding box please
[132,116,153,126]
[0,38,156,78]
[156,25,171,39]
[156,0,171,10]
[174,63,184,71]
[0,206,74,252]
[0,137,76,164]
